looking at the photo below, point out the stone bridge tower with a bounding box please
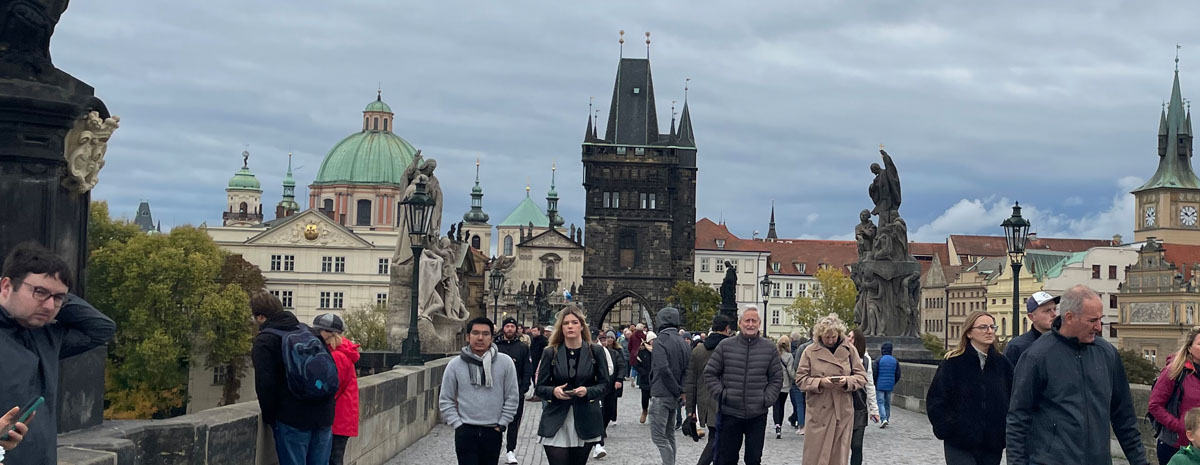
[579,55,697,329]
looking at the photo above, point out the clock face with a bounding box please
[1183,206,1199,226]
[1146,206,1157,227]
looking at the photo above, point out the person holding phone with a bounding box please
[797,313,867,465]
[0,404,32,459]
[0,242,117,465]
[534,305,610,465]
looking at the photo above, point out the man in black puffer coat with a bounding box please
[704,306,782,465]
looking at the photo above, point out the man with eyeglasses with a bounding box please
[1006,285,1146,465]
[0,242,116,464]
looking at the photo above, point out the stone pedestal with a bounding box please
[865,336,937,364]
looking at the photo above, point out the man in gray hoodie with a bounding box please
[649,307,691,465]
[439,317,520,465]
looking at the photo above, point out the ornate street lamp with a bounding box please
[760,273,772,337]
[399,178,435,366]
[1001,202,1031,340]
[490,267,506,324]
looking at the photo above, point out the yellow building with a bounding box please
[984,250,1072,340]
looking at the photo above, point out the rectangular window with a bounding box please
[378,258,390,275]
[700,258,710,272]
[322,257,333,273]
[640,193,648,209]
[772,262,781,272]
[785,283,794,298]
[1109,265,1117,280]
[612,192,620,208]
[1110,294,1118,308]
[320,291,331,308]
[333,292,344,309]
[377,293,388,305]
[1144,348,1157,364]
[772,282,781,298]
[635,147,645,156]
[798,283,807,297]
[1092,265,1101,279]
[212,366,229,386]
[270,255,282,271]
[772,309,780,325]
[283,255,295,271]
[271,290,293,308]
[648,193,656,209]
[603,192,612,208]
[716,260,725,272]
[334,257,346,273]
[991,299,996,305]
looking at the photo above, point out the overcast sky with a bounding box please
[52,1,1200,244]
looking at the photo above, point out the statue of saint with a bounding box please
[869,150,902,225]
[719,260,738,309]
[854,209,876,262]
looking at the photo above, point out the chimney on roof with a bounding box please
[1027,232,1038,242]
[1112,234,1123,246]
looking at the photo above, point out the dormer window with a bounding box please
[715,239,726,249]
[772,262,781,273]
[797,263,807,274]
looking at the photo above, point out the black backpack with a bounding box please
[1147,370,1186,446]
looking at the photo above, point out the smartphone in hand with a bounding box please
[0,396,44,441]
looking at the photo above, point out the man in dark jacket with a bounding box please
[686,314,734,465]
[649,307,691,465]
[704,306,783,465]
[1005,285,1147,465]
[251,291,336,465]
[0,243,116,465]
[1003,291,1059,367]
[494,317,531,464]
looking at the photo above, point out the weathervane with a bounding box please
[619,30,625,58]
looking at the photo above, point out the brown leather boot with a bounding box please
[640,410,648,424]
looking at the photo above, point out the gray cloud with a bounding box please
[51,1,1198,244]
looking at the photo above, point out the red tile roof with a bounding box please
[1163,244,1200,281]
[950,235,1111,258]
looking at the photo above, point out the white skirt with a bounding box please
[539,405,602,447]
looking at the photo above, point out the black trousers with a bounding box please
[850,424,865,465]
[715,413,767,465]
[454,424,502,465]
[544,444,595,465]
[771,392,789,426]
[697,426,717,465]
[641,388,651,411]
[506,398,525,452]
[942,443,1002,465]
[329,434,350,465]
[1159,441,1180,465]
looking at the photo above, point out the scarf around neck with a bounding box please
[460,344,497,387]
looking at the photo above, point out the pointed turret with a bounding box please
[546,164,564,230]
[604,58,660,145]
[767,202,778,241]
[675,101,695,147]
[276,152,300,219]
[464,159,490,224]
[584,110,595,142]
[1136,65,1200,191]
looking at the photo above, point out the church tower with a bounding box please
[275,152,300,220]
[461,159,493,255]
[223,150,263,227]
[1133,60,1200,245]
[580,50,697,328]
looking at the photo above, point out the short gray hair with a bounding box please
[739,305,760,319]
[1058,285,1100,316]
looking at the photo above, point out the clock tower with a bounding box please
[1133,63,1200,245]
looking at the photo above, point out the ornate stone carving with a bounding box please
[1129,302,1171,324]
[854,149,922,338]
[62,111,119,194]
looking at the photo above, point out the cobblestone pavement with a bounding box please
[388,388,1132,465]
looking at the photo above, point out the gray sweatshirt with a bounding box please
[439,350,520,429]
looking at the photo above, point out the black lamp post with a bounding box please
[1001,202,1031,340]
[399,179,435,366]
[490,268,506,324]
[760,273,772,337]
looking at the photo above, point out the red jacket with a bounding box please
[629,330,645,365]
[1149,358,1200,447]
[330,339,361,437]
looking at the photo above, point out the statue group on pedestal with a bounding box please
[853,150,922,337]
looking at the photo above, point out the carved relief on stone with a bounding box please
[569,253,583,262]
[1129,302,1171,324]
[62,111,120,194]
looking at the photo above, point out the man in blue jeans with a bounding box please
[251,291,336,465]
[873,341,901,428]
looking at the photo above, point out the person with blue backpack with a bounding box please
[251,291,339,465]
[873,341,900,428]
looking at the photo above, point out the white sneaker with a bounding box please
[505,450,518,464]
[592,444,607,458]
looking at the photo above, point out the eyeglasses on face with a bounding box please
[15,281,67,308]
[972,324,998,332]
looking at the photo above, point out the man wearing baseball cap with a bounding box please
[1003,291,1060,366]
[493,317,532,464]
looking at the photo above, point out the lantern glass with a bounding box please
[1000,202,1031,264]
[760,275,771,298]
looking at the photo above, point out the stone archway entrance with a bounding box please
[588,289,655,331]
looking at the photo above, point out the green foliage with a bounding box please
[666,280,721,333]
[87,205,260,418]
[1118,348,1160,386]
[921,333,946,359]
[343,303,390,350]
[87,201,141,253]
[785,267,858,333]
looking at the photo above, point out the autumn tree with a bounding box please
[666,280,721,332]
[785,267,858,334]
[343,303,390,350]
[87,205,259,418]
[87,201,141,252]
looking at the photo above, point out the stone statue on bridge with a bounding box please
[719,260,738,316]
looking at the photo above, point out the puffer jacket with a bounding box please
[331,339,362,437]
[1005,326,1147,465]
[685,332,728,427]
[650,307,690,399]
[703,332,783,419]
[874,341,900,391]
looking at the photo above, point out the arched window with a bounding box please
[239,202,248,214]
[373,117,379,130]
[546,263,556,280]
[503,235,514,256]
[471,235,481,249]
[323,198,334,212]
[383,118,389,132]
[356,199,372,226]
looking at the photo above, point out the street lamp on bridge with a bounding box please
[760,273,772,337]
[399,178,435,366]
[490,267,506,324]
[1001,202,1031,340]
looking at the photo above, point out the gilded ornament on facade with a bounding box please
[304,224,320,240]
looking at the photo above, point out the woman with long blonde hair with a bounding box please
[534,305,610,465]
[1149,327,1200,464]
[925,311,1013,465]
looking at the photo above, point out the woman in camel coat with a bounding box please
[796,314,868,465]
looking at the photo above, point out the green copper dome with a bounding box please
[312,131,417,185]
[365,99,392,113]
[500,193,549,227]
[228,167,261,191]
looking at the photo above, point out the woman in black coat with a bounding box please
[926,311,1014,465]
[636,332,655,424]
[535,305,611,465]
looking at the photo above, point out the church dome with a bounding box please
[312,95,417,186]
[228,151,262,191]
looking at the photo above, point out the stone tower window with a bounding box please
[504,235,514,256]
[239,202,248,214]
[619,231,636,268]
[356,199,372,226]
